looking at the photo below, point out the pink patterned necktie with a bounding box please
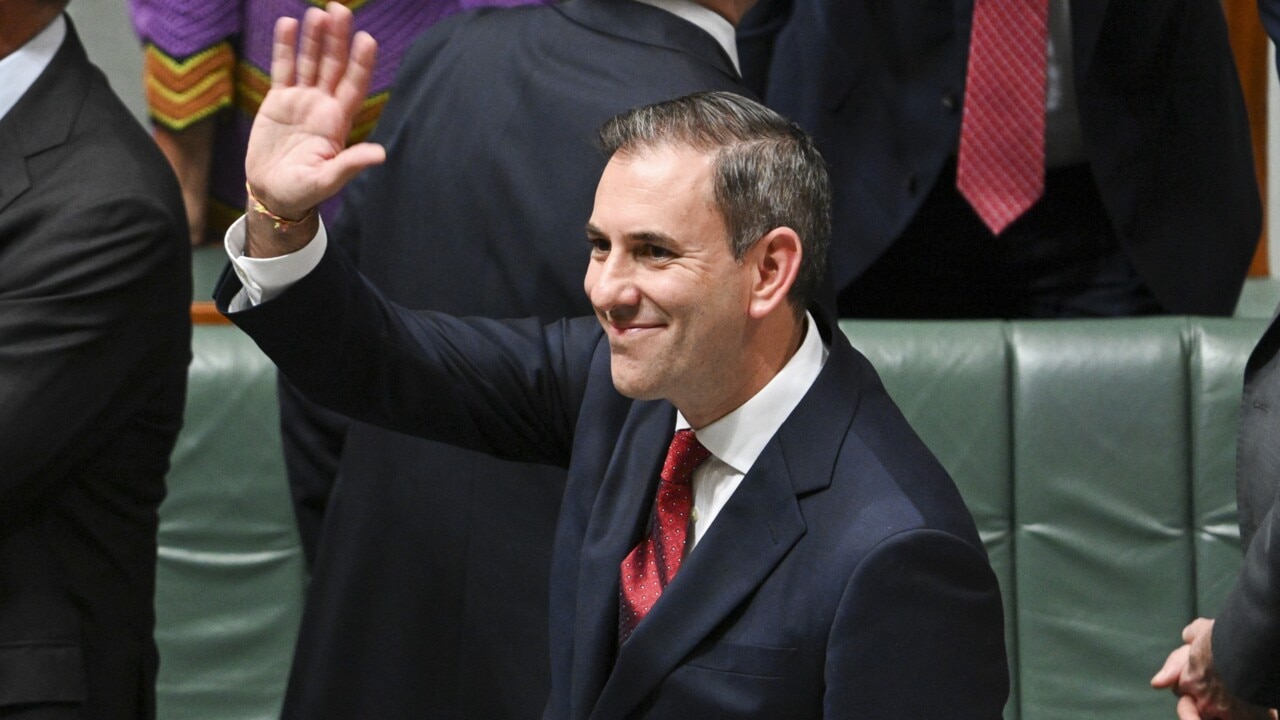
[617,429,711,645]
[956,0,1050,235]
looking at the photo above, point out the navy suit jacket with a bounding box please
[217,245,1009,718]
[277,2,755,716]
[0,19,190,718]
[738,0,1260,315]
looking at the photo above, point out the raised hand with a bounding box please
[243,3,386,255]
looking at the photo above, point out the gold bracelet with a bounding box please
[245,181,316,231]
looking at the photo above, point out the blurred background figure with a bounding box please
[0,0,190,717]
[127,0,539,246]
[738,0,1261,319]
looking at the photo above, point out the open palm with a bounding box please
[245,3,386,220]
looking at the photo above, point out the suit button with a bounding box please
[906,174,919,195]
[942,93,958,112]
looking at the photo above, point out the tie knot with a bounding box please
[661,429,711,486]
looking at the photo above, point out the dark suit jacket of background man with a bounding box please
[1220,306,1280,707]
[0,18,190,719]
[1203,2,1280,706]
[737,0,1260,315]
[276,1,757,717]
[218,242,1010,719]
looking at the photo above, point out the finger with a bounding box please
[296,7,329,86]
[314,142,387,195]
[271,17,299,87]
[1177,693,1203,720]
[316,2,353,93]
[334,31,378,119]
[1153,646,1190,688]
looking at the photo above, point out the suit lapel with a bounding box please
[0,16,89,217]
[568,400,674,719]
[590,442,807,719]
[0,136,30,217]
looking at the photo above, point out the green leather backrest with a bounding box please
[845,317,1268,720]
[156,325,305,720]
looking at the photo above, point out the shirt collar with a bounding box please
[0,14,66,123]
[677,312,829,473]
[632,0,740,74]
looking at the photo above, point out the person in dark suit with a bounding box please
[276,0,759,716]
[1149,5,1280,719]
[215,7,1008,717]
[0,1,191,718]
[736,0,1260,319]
[1150,323,1280,720]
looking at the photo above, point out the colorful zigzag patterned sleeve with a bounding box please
[128,0,242,131]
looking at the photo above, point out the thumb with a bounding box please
[315,142,387,196]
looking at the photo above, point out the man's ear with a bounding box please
[747,226,801,320]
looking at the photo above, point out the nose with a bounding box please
[585,251,640,320]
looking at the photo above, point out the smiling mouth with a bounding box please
[599,309,662,336]
[599,314,663,338]
[610,323,662,336]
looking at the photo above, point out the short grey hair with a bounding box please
[597,91,831,315]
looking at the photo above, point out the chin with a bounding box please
[609,368,662,401]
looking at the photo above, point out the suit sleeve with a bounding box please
[217,243,593,468]
[1214,498,1280,707]
[0,171,189,528]
[823,528,1009,718]
[127,0,241,131]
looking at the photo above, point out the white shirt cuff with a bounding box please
[223,214,329,311]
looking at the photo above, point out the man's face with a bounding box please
[584,145,758,425]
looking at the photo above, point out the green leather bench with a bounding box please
[157,325,304,719]
[847,317,1267,719]
[158,313,1269,719]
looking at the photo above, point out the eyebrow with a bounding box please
[583,222,676,246]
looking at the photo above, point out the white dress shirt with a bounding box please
[1045,0,1084,167]
[0,14,65,123]
[679,311,827,548]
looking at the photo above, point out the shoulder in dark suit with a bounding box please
[0,17,190,719]
[277,1,756,717]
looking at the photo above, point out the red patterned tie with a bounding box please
[956,0,1050,235]
[618,429,711,644]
